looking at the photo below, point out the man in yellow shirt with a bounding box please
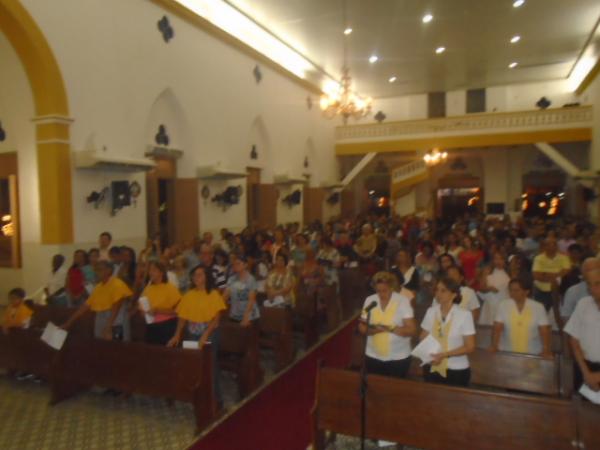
[2,288,33,334]
[532,237,571,312]
[63,261,132,340]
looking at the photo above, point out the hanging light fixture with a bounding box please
[423,148,448,166]
[320,0,372,124]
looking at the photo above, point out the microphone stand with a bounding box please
[359,307,371,450]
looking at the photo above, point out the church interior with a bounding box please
[1,0,600,449]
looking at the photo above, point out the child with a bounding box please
[2,288,33,334]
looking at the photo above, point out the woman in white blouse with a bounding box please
[420,276,476,386]
[478,251,510,325]
[432,266,481,323]
[489,278,552,358]
[358,272,416,378]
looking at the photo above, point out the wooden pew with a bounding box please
[51,337,215,432]
[293,287,319,348]
[0,305,93,379]
[312,367,578,450]
[576,398,600,450]
[258,306,294,371]
[349,333,573,398]
[475,325,564,354]
[317,284,342,332]
[338,268,367,318]
[218,321,263,398]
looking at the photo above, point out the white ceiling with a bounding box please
[226,0,600,98]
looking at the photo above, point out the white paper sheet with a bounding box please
[264,295,285,308]
[579,384,600,404]
[182,340,199,349]
[139,297,154,324]
[411,334,442,366]
[40,322,68,350]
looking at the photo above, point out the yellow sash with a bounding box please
[509,302,533,353]
[430,312,453,378]
[370,301,398,359]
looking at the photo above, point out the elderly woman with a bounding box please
[353,223,377,262]
[420,276,476,386]
[138,261,181,345]
[489,278,552,358]
[265,253,295,307]
[358,272,416,378]
[478,251,510,325]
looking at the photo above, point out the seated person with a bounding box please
[565,268,600,391]
[2,288,33,334]
[62,260,132,340]
[138,261,181,346]
[358,272,416,378]
[489,278,552,358]
[265,253,295,307]
[420,276,476,387]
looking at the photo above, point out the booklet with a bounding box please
[41,322,68,350]
[411,334,442,366]
[182,340,199,349]
[579,384,600,404]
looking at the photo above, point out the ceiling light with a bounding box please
[509,62,518,68]
[369,55,378,63]
[513,0,525,7]
[344,27,352,35]
[435,46,445,54]
[510,35,521,44]
[422,14,433,23]
[388,76,397,83]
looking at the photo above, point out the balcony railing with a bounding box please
[336,106,593,142]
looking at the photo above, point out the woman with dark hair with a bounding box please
[489,278,552,357]
[358,272,416,378]
[224,255,260,326]
[118,246,137,288]
[458,235,484,287]
[433,265,481,323]
[66,249,89,307]
[265,253,295,307]
[420,276,476,386]
[138,261,181,345]
[437,253,455,276]
[390,248,419,293]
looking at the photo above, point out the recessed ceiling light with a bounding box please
[435,46,445,54]
[422,14,433,23]
[509,62,518,69]
[388,76,397,83]
[510,35,521,44]
[344,27,353,35]
[513,0,525,7]
[369,55,378,63]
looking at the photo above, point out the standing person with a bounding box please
[532,237,571,311]
[478,251,510,325]
[561,257,600,323]
[45,254,68,307]
[62,261,132,340]
[390,248,419,294]
[358,272,416,378]
[489,278,552,357]
[223,256,259,326]
[138,261,181,346]
[564,268,600,391]
[98,231,112,261]
[316,237,340,287]
[420,276,476,386]
[458,236,483,287]
[66,250,89,307]
[265,253,295,307]
[432,266,481,323]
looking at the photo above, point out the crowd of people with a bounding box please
[2,212,600,395]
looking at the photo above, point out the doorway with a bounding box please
[247,167,261,227]
[146,158,176,248]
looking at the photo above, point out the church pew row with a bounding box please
[51,336,216,432]
[218,321,264,398]
[0,305,94,379]
[475,324,569,357]
[312,367,584,450]
[258,306,295,371]
[349,331,574,398]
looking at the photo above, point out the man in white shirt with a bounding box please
[560,257,600,323]
[564,269,600,391]
[98,231,112,261]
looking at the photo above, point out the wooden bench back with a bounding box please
[475,324,564,354]
[0,329,57,378]
[313,367,577,450]
[30,305,94,338]
[259,307,292,335]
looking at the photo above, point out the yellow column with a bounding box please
[33,116,74,244]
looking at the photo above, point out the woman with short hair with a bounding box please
[420,276,476,386]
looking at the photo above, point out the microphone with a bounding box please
[365,301,377,313]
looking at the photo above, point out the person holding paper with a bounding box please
[564,268,600,392]
[223,255,259,327]
[489,278,552,358]
[358,272,416,378]
[2,288,33,334]
[138,261,181,346]
[62,260,132,340]
[420,276,476,386]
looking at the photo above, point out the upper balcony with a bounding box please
[335,106,593,155]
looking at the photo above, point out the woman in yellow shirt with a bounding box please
[168,264,226,408]
[2,288,33,334]
[139,261,181,346]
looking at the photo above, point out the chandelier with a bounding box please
[320,1,372,124]
[423,148,448,166]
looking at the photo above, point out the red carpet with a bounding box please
[190,319,356,450]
